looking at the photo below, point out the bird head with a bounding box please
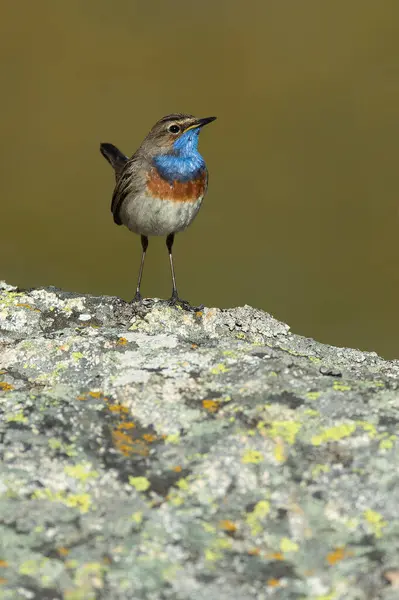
[142,113,216,157]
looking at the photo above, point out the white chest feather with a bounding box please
[119,193,204,236]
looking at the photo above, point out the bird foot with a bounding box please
[131,291,142,303]
[167,295,202,312]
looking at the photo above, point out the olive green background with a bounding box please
[1,1,399,357]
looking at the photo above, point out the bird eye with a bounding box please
[168,124,180,134]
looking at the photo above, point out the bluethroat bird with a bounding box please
[100,113,216,307]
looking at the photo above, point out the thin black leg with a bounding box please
[166,233,194,309]
[132,235,148,302]
[166,233,179,301]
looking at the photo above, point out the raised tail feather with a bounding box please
[100,143,128,179]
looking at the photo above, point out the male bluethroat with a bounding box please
[100,113,216,307]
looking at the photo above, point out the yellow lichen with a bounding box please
[64,463,99,483]
[274,439,286,463]
[333,382,351,392]
[364,509,387,538]
[210,364,229,375]
[176,478,189,491]
[32,489,92,513]
[311,464,330,479]
[269,421,301,445]
[356,421,377,438]
[379,435,396,450]
[165,433,180,444]
[311,423,356,446]
[280,537,299,553]
[131,511,143,524]
[246,501,270,536]
[204,549,221,561]
[242,449,264,464]
[5,411,27,424]
[304,409,319,417]
[306,391,321,401]
[129,476,150,492]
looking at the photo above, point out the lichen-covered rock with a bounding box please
[1,281,399,599]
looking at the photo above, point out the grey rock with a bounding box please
[0,282,399,599]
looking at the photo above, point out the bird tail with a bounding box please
[100,143,128,178]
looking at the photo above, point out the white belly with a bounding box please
[119,192,204,236]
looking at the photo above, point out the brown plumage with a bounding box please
[146,167,207,203]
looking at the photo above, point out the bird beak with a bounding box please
[184,116,217,132]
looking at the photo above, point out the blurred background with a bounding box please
[1,1,399,358]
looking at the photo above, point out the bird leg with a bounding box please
[166,233,192,310]
[132,235,148,302]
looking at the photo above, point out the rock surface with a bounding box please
[1,281,399,599]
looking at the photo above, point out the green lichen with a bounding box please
[0,291,24,307]
[210,363,229,375]
[242,449,264,464]
[269,421,301,444]
[64,463,99,483]
[363,509,387,538]
[246,500,270,535]
[35,361,67,384]
[202,522,216,533]
[306,391,321,401]
[131,511,143,524]
[356,421,377,438]
[48,437,77,457]
[303,408,319,417]
[5,410,28,424]
[222,350,238,358]
[311,464,330,479]
[379,434,396,450]
[204,548,222,561]
[332,381,351,392]
[280,537,299,552]
[311,423,356,446]
[204,536,233,562]
[19,558,41,576]
[32,489,92,513]
[165,433,180,445]
[176,478,190,491]
[129,476,150,492]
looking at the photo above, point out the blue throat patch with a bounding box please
[153,128,206,182]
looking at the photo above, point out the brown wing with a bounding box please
[111,153,144,225]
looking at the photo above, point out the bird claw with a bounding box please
[167,295,195,312]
